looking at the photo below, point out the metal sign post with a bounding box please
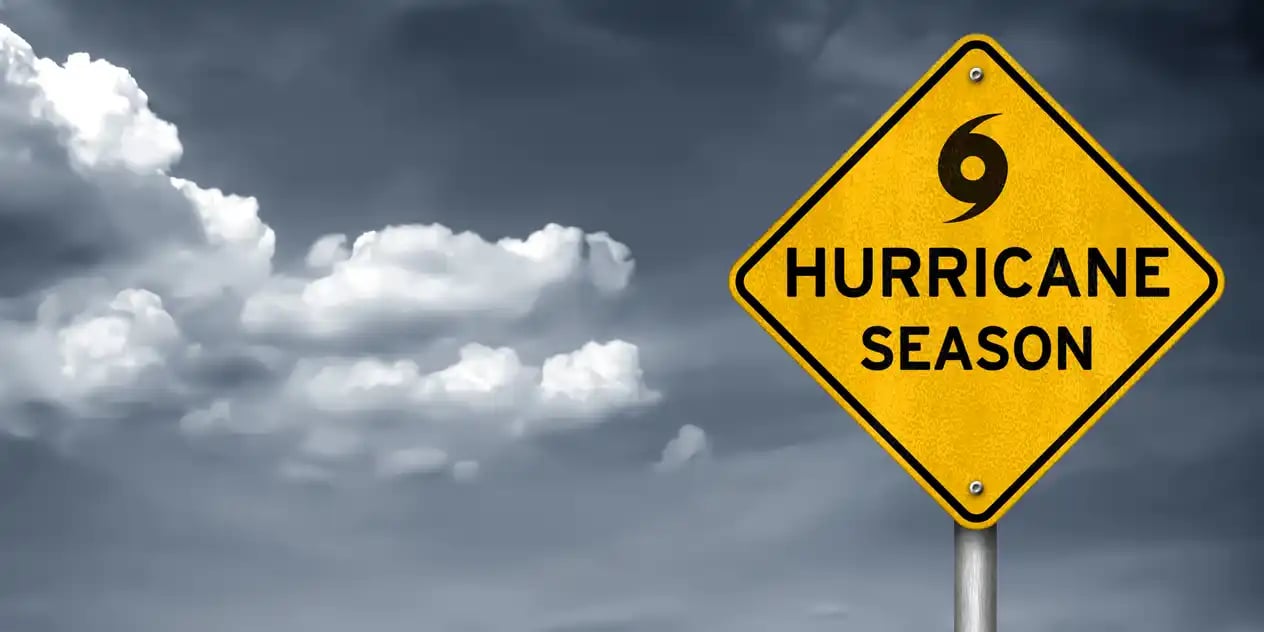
[955,524,997,632]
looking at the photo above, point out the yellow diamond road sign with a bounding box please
[729,34,1223,529]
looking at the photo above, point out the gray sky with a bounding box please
[0,0,1260,630]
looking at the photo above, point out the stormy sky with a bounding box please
[0,0,1260,630]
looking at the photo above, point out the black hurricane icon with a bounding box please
[938,113,1007,223]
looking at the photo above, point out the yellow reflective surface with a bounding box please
[729,34,1223,528]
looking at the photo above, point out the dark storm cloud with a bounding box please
[6,0,843,265]
[0,120,203,296]
[14,0,1257,282]
[4,0,406,261]
[355,0,846,260]
[1070,0,1264,75]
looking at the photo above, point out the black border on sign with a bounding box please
[732,38,1221,524]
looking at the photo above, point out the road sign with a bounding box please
[729,34,1223,529]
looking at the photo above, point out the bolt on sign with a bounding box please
[729,34,1223,529]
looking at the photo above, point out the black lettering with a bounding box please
[1087,247,1126,297]
[861,326,894,370]
[900,326,931,370]
[1038,247,1081,297]
[928,248,968,298]
[786,247,826,297]
[976,326,1008,370]
[1014,326,1051,370]
[974,247,988,297]
[994,247,1032,297]
[1057,326,1092,370]
[833,248,873,298]
[1136,247,1169,297]
[934,325,973,370]
[882,248,921,297]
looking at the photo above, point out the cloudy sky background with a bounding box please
[0,0,1260,630]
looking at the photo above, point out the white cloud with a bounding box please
[173,339,659,479]
[415,343,528,406]
[170,178,275,270]
[655,424,709,471]
[0,23,276,303]
[294,340,658,428]
[290,344,526,418]
[584,231,635,293]
[21,44,183,174]
[537,340,661,420]
[0,19,657,482]
[305,233,350,270]
[54,288,184,396]
[241,222,634,338]
[179,399,235,435]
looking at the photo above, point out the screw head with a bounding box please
[968,480,984,495]
[968,67,984,82]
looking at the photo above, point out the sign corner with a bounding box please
[951,32,1004,54]
[728,249,757,307]
[1201,249,1227,308]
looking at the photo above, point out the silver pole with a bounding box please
[954,523,997,632]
